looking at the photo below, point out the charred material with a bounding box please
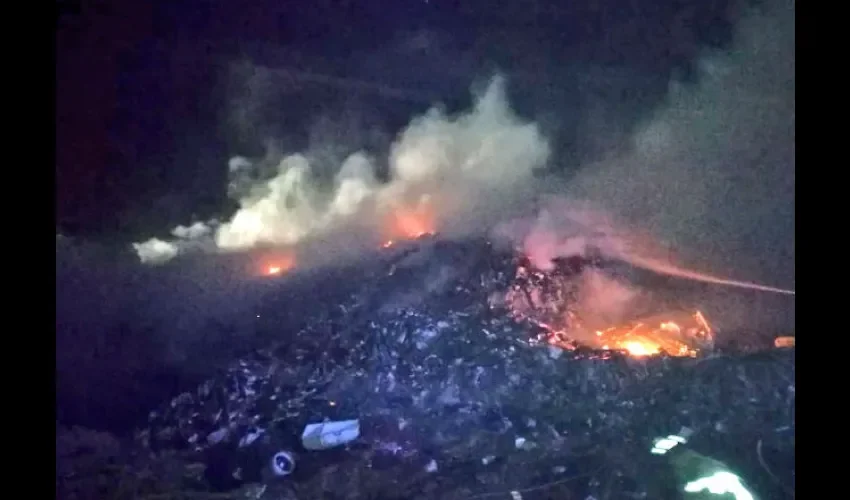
[57,238,795,500]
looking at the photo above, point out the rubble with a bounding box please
[57,238,795,499]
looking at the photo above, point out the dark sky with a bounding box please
[56,0,740,240]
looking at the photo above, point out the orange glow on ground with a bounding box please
[383,201,436,245]
[621,340,660,357]
[258,252,296,277]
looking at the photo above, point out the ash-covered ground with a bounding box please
[57,237,795,500]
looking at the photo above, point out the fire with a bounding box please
[503,258,714,357]
[509,286,712,358]
[382,200,436,248]
[259,252,296,277]
[563,311,712,357]
[621,341,660,357]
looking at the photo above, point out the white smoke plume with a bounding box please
[134,76,550,264]
[133,221,217,264]
[133,238,179,265]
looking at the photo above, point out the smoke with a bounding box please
[134,76,550,264]
[133,238,179,264]
[492,1,794,335]
[131,2,793,333]
[573,269,640,330]
[498,1,794,296]
[132,222,216,264]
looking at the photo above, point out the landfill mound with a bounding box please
[57,238,795,499]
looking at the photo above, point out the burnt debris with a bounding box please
[57,238,795,500]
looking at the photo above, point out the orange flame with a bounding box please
[621,340,660,357]
[259,252,296,277]
[508,274,714,358]
[381,200,437,247]
[572,311,711,357]
[508,265,712,359]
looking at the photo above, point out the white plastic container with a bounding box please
[301,419,361,450]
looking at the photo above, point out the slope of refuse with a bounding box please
[57,238,795,500]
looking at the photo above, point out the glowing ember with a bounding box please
[527,311,714,357]
[384,200,436,244]
[774,336,795,348]
[258,252,296,277]
[621,341,660,357]
[577,311,712,357]
[504,255,714,357]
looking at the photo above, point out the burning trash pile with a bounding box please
[588,310,713,358]
[503,255,717,358]
[58,238,795,500]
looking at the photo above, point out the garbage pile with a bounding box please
[503,253,718,358]
[60,238,795,499]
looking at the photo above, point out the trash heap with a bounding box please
[61,238,796,499]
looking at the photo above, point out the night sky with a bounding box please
[56,0,740,241]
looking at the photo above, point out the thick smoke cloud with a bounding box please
[131,2,793,333]
[531,1,793,285]
[134,76,550,264]
[497,1,794,332]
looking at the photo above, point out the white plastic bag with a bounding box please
[301,419,361,450]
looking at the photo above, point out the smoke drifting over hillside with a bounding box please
[133,1,794,324]
[134,76,550,264]
[499,1,793,294]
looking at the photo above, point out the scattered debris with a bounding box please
[270,451,296,477]
[301,419,361,450]
[58,238,795,499]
